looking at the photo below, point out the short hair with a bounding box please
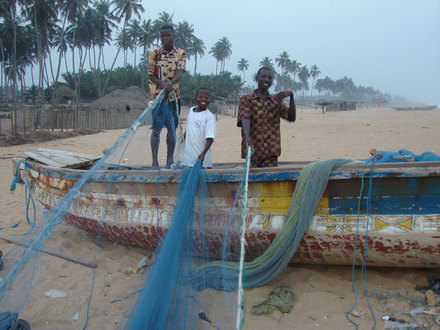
[160,25,174,33]
[195,87,211,98]
[257,66,273,76]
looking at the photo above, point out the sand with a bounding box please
[1,105,440,329]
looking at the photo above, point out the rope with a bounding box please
[236,146,252,330]
[192,158,353,291]
[0,91,166,317]
[346,162,377,329]
[0,311,18,330]
[8,158,39,234]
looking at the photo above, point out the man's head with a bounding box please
[195,87,211,110]
[256,67,274,91]
[160,25,174,49]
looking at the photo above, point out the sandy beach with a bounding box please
[1,105,440,329]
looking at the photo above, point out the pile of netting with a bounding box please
[366,149,440,163]
[1,90,351,329]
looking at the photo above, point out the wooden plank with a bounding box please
[37,148,100,162]
[0,232,97,268]
[25,148,101,168]
[26,149,81,168]
[24,150,65,167]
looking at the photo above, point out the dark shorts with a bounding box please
[251,156,278,168]
[151,98,180,132]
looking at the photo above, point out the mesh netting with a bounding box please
[1,92,247,329]
[1,91,353,329]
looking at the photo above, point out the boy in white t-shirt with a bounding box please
[180,88,216,168]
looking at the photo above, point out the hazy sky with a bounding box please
[139,0,440,104]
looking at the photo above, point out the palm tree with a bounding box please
[93,0,117,71]
[210,37,231,73]
[209,42,221,74]
[287,59,300,81]
[259,57,275,72]
[138,18,155,89]
[275,51,290,74]
[3,0,20,132]
[174,21,194,53]
[112,0,144,29]
[187,37,205,75]
[127,18,142,67]
[236,58,249,81]
[298,65,310,101]
[217,37,231,72]
[309,64,321,97]
[116,28,133,67]
[59,0,90,103]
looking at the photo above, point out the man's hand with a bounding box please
[162,82,174,95]
[198,153,205,162]
[277,91,293,99]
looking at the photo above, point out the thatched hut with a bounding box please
[88,86,149,112]
[52,85,75,103]
[315,99,357,113]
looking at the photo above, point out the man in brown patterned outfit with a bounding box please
[148,25,187,168]
[237,67,296,167]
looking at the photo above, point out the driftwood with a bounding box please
[0,232,97,268]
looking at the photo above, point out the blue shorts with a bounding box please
[151,98,180,132]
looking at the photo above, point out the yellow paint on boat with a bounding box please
[314,191,329,214]
[263,217,270,229]
[397,217,413,231]
[375,218,389,231]
[258,181,294,213]
[257,181,329,215]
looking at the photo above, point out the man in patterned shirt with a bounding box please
[148,25,187,168]
[237,67,296,167]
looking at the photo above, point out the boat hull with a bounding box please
[20,159,440,268]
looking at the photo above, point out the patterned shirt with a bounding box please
[237,91,290,160]
[148,46,187,100]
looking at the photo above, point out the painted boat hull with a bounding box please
[18,159,440,268]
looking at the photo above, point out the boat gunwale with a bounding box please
[18,158,440,183]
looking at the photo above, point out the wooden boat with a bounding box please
[15,149,440,268]
[391,105,438,111]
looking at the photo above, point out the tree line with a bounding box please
[0,0,395,107]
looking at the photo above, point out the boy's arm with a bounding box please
[237,96,252,147]
[277,91,296,122]
[198,138,214,162]
[241,119,252,147]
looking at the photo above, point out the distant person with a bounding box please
[180,88,216,168]
[148,25,187,168]
[237,67,296,167]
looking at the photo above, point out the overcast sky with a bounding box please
[139,0,440,104]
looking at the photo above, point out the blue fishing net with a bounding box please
[2,91,242,329]
[366,149,440,163]
[2,88,371,329]
[126,161,238,328]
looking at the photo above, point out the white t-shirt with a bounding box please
[180,107,216,167]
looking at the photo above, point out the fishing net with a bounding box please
[1,89,352,329]
[1,91,249,329]
[366,149,440,163]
